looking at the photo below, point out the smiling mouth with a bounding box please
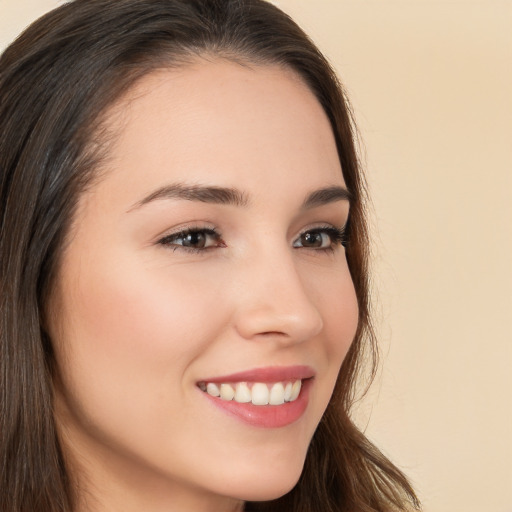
[197,379,303,406]
[198,368,314,427]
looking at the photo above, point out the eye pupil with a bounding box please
[302,232,323,247]
[183,232,206,248]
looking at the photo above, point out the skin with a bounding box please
[49,59,359,512]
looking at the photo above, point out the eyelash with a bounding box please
[157,225,348,254]
[158,227,223,254]
[294,225,347,252]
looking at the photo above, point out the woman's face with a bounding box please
[50,60,358,511]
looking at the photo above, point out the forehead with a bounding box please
[89,59,344,209]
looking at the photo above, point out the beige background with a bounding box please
[1,1,511,511]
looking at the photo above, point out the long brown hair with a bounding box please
[0,1,420,511]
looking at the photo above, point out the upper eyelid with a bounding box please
[156,224,217,240]
[158,227,219,241]
[295,223,346,239]
[297,223,344,233]
[164,226,218,236]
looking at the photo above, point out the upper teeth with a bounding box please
[200,380,302,406]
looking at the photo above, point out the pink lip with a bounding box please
[198,365,315,429]
[198,365,315,384]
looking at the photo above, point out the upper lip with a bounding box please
[198,365,315,384]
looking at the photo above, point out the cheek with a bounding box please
[305,262,359,402]
[306,260,359,354]
[62,262,220,366]
[325,282,358,338]
[51,252,226,430]
[50,253,237,478]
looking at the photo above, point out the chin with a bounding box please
[239,480,298,503]
[219,457,304,503]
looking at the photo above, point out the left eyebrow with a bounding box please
[301,186,351,210]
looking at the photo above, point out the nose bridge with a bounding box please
[233,241,323,343]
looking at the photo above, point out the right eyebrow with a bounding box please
[127,183,249,212]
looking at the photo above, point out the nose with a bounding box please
[232,246,324,345]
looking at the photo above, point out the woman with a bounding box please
[0,1,420,511]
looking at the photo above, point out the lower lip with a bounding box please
[201,379,312,428]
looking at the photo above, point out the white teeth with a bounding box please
[284,382,293,402]
[234,382,252,403]
[206,382,220,397]
[202,379,303,406]
[251,383,269,405]
[290,380,301,401]
[219,383,235,401]
[269,382,285,405]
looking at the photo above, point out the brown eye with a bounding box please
[293,227,346,250]
[299,231,329,248]
[159,228,223,251]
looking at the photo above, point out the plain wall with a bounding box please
[1,1,511,511]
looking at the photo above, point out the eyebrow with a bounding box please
[128,183,249,211]
[301,185,351,209]
[128,183,350,212]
